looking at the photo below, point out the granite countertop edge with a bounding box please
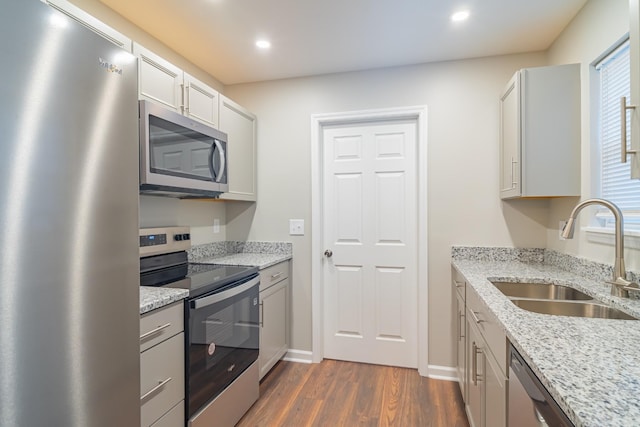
[194,252,292,270]
[452,255,640,427]
[140,287,188,315]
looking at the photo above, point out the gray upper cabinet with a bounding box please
[499,64,581,199]
[45,0,131,51]
[133,43,220,129]
[218,95,257,201]
[629,0,640,178]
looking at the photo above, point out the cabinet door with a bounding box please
[46,0,132,50]
[499,72,521,199]
[259,278,288,379]
[466,315,484,427]
[455,290,466,402]
[218,95,257,201]
[134,43,183,113]
[184,73,219,128]
[484,351,507,427]
[630,0,640,178]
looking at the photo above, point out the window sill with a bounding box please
[584,226,640,249]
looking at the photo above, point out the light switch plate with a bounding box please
[289,219,304,236]
[213,218,220,234]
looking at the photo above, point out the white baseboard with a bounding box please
[427,365,458,382]
[283,349,313,364]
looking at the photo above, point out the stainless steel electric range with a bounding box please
[140,227,260,427]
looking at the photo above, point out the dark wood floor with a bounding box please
[237,359,469,427]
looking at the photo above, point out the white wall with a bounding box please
[546,0,633,268]
[225,53,550,366]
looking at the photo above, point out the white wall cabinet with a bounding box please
[259,260,290,380]
[140,302,185,427]
[218,95,258,201]
[46,0,131,50]
[453,266,507,427]
[133,43,219,128]
[629,0,640,178]
[499,64,581,199]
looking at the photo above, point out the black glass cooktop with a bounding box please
[140,252,258,299]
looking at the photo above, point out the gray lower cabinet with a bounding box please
[259,260,290,379]
[140,302,185,427]
[453,266,507,427]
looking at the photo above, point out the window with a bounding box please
[596,40,640,228]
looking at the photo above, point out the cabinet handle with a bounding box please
[621,96,637,163]
[511,157,518,188]
[271,272,283,281]
[453,280,464,288]
[459,312,465,339]
[472,342,482,386]
[259,301,264,327]
[139,322,171,341]
[469,310,485,324]
[141,377,172,401]
[184,83,191,113]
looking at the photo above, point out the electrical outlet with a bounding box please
[559,220,567,240]
[289,219,304,236]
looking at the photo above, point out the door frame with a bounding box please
[310,106,429,376]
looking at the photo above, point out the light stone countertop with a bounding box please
[194,252,292,270]
[452,251,640,427]
[140,286,188,315]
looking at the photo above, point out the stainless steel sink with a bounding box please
[511,299,638,320]
[491,281,592,301]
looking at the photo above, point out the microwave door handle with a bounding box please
[212,139,225,183]
[208,142,217,181]
[192,276,259,309]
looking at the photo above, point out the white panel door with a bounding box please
[323,120,418,368]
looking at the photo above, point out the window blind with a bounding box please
[596,41,640,220]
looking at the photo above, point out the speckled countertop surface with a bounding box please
[452,247,640,427]
[195,253,291,270]
[189,241,292,270]
[140,287,188,315]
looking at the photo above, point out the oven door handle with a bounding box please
[192,276,259,309]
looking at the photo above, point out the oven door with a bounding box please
[187,274,259,419]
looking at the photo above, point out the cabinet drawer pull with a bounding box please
[270,272,283,281]
[621,96,637,163]
[140,377,172,401]
[472,342,482,386]
[470,310,485,324]
[139,322,171,341]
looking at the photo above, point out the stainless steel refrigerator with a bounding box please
[0,1,140,426]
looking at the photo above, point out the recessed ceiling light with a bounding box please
[256,40,271,49]
[451,10,470,22]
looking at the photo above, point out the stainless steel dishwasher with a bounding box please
[508,344,574,427]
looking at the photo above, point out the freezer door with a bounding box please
[0,1,140,426]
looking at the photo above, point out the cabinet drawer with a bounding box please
[141,333,185,427]
[150,400,184,427]
[259,261,289,292]
[140,302,184,352]
[466,286,507,375]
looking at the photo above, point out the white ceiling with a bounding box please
[100,0,589,85]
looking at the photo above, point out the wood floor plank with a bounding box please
[236,360,469,427]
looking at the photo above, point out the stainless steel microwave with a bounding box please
[139,100,228,198]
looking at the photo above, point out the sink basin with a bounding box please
[511,299,638,320]
[491,281,592,301]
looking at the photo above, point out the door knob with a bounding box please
[324,249,333,258]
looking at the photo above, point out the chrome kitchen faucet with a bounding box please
[562,198,639,298]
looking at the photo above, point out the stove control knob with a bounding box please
[174,234,183,241]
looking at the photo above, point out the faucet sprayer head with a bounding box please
[561,217,576,239]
